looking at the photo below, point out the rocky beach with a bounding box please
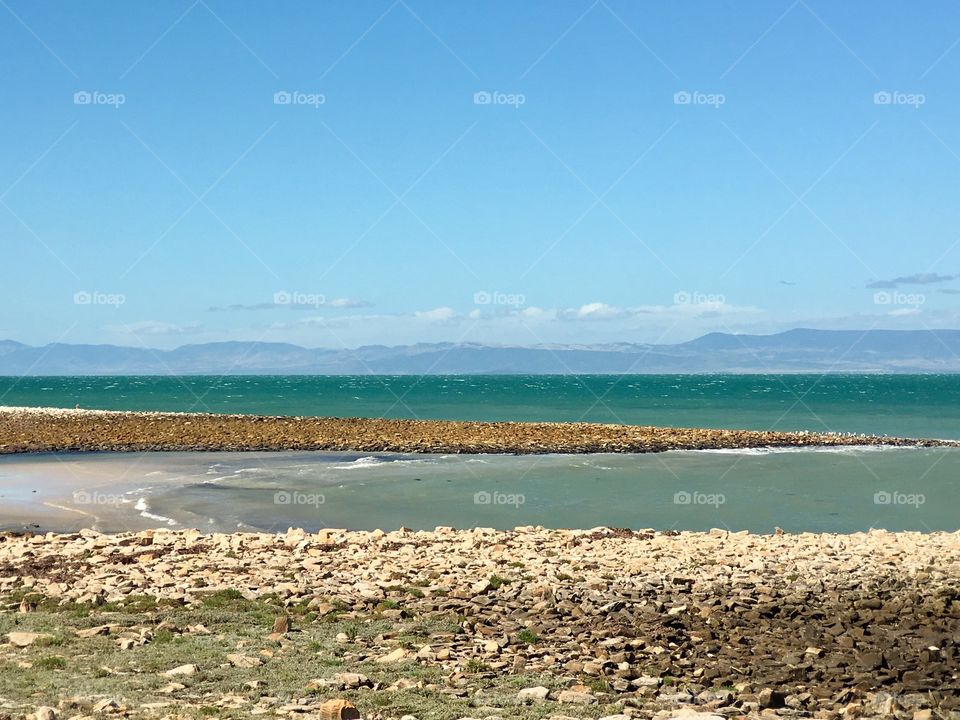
[0,407,954,455]
[1,526,959,720]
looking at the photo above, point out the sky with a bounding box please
[4,0,960,350]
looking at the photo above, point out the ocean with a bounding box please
[1,374,959,533]
[2,373,960,438]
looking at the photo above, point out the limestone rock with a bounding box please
[7,632,53,647]
[517,686,550,702]
[162,663,197,677]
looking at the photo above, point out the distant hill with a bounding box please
[2,329,960,374]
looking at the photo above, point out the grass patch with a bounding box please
[488,575,510,590]
[35,656,67,670]
[464,658,491,673]
[515,629,539,645]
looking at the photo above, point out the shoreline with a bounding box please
[2,526,959,718]
[2,405,957,455]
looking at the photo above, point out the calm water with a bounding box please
[2,374,960,438]
[2,448,958,534]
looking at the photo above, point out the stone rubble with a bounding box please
[0,525,958,718]
[1,406,954,455]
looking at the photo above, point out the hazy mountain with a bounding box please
[2,329,960,375]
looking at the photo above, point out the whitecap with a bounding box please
[134,497,177,525]
[331,456,383,470]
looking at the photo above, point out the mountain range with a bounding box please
[2,329,960,374]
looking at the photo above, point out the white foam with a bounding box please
[134,497,177,526]
[681,445,907,456]
[331,456,383,470]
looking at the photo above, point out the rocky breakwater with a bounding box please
[0,406,955,455]
[2,526,959,718]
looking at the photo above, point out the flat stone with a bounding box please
[376,647,408,663]
[7,632,54,647]
[75,625,111,638]
[517,686,550,702]
[162,664,198,677]
[226,653,262,668]
[557,690,595,705]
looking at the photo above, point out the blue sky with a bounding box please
[4,0,960,349]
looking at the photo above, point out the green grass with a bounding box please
[35,656,67,670]
[463,658,491,674]
[515,629,539,645]
[0,592,605,720]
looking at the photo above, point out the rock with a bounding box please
[34,708,58,720]
[388,678,418,691]
[226,653,262,668]
[92,699,120,713]
[653,713,724,720]
[159,683,185,694]
[598,715,630,720]
[317,699,361,720]
[162,663,197,677]
[75,625,111,638]
[7,632,54,647]
[333,672,371,689]
[375,647,407,663]
[758,688,785,709]
[309,601,337,616]
[471,578,492,595]
[913,711,933,720]
[517,686,550,702]
[557,690,595,705]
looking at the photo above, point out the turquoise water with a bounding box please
[2,374,960,438]
[3,375,958,533]
[2,448,958,533]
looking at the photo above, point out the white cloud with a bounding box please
[328,297,373,308]
[414,307,459,323]
[107,321,202,336]
[561,302,626,320]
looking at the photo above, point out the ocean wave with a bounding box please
[681,445,909,456]
[134,497,177,526]
[331,456,384,469]
[331,455,437,470]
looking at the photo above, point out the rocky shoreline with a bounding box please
[0,406,955,455]
[2,526,959,719]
